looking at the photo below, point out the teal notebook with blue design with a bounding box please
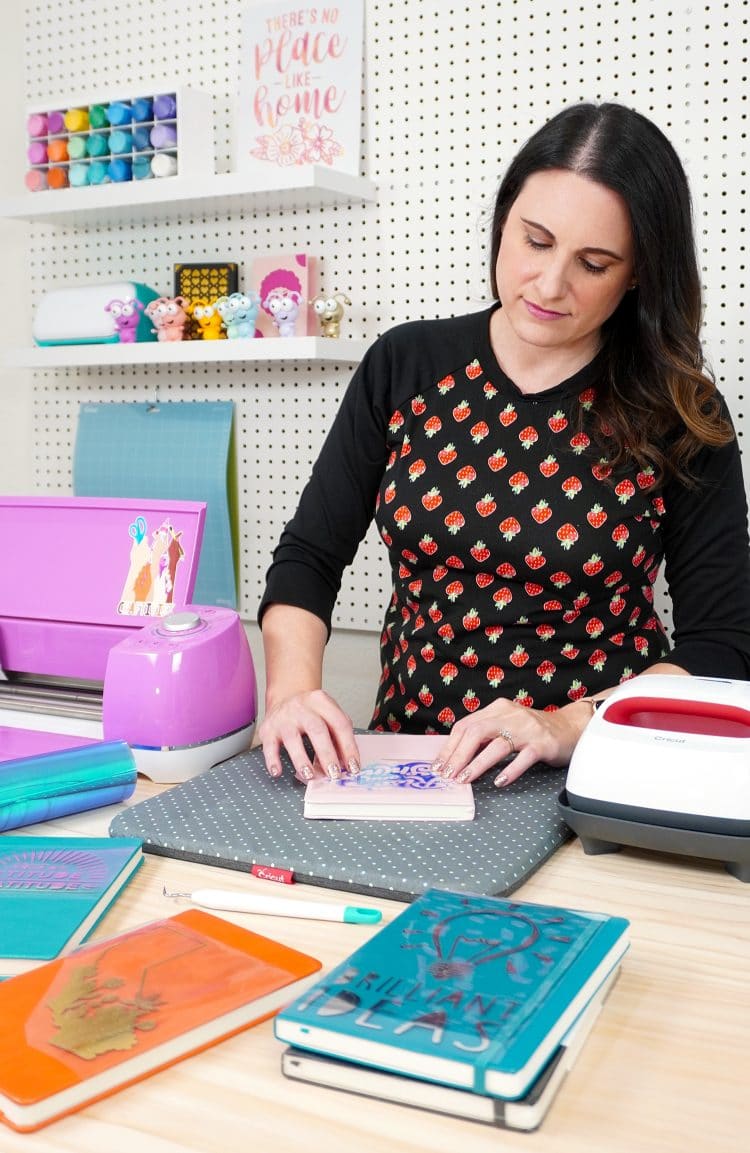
[0,836,143,979]
[274,887,629,1100]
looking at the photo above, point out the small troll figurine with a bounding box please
[311,293,352,338]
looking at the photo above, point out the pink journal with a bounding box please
[303,734,475,821]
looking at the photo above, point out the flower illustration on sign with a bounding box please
[250,117,344,167]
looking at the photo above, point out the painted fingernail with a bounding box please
[431,760,443,775]
[348,757,360,776]
[457,768,470,783]
[269,763,282,779]
[299,764,314,781]
[326,763,341,780]
[495,771,509,787]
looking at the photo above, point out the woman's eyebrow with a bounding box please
[520,216,625,261]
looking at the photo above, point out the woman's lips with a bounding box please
[524,299,567,320]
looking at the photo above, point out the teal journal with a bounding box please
[0,836,143,979]
[274,887,629,1100]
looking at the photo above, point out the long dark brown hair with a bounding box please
[489,102,733,485]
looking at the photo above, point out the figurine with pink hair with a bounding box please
[260,268,304,337]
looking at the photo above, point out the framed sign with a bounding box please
[235,1,364,176]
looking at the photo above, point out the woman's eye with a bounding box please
[524,235,550,251]
[580,259,607,275]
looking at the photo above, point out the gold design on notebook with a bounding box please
[47,961,162,1059]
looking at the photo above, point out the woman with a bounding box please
[257,102,750,788]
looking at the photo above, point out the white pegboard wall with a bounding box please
[19,0,749,631]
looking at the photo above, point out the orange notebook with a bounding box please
[0,908,322,1132]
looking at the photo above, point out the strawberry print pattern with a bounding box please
[371,353,668,732]
[261,307,750,734]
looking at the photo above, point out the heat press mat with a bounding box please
[73,401,237,609]
[109,747,570,901]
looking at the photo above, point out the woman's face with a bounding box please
[494,169,635,364]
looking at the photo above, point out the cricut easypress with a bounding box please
[560,674,750,881]
[0,496,257,783]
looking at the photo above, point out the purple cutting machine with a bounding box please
[0,496,256,782]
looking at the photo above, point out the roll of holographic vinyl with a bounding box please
[0,740,137,831]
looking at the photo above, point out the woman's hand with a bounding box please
[258,689,360,783]
[432,663,689,786]
[431,698,594,787]
[259,605,360,782]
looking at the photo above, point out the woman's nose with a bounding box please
[535,257,569,300]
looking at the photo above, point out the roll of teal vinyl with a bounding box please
[0,741,137,831]
[73,401,237,609]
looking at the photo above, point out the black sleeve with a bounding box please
[257,335,395,634]
[661,416,750,679]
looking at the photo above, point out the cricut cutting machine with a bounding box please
[560,674,750,881]
[0,496,256,782]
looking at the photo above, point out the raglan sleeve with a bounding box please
[660,410,750,678]
[257,334,395,636]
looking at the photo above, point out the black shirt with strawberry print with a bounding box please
[259,305,750,732]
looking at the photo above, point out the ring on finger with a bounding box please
[499,728,516,755]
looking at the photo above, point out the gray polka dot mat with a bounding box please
[109,747,570,902]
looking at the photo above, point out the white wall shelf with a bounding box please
[0,167,376,227]
[2,336,369,368]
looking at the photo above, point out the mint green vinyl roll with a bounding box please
[0,741,137,832]
[67,135,88,160]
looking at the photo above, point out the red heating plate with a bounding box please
[604,696,750,738]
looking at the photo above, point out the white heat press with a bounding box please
[560,674,750,881]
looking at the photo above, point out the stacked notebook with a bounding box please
[276,887,629,1131]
